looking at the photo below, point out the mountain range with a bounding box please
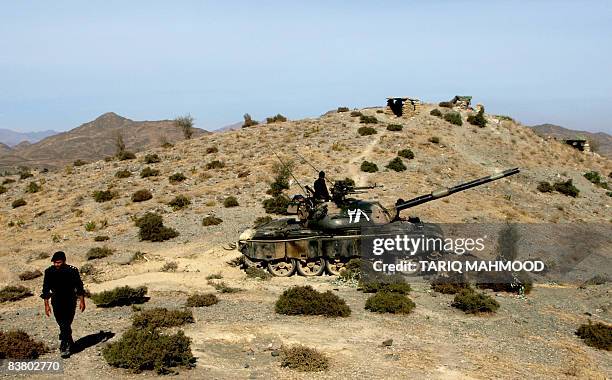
[530,123,611,158]
[0,128,58,146]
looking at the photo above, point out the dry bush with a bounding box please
[254,216,273,227]
[115,169,131,178]
[386,124,403,131]
[431,273,471,294]
[94,235,110,242]
[168,195,191,210]
[245,267,272,280]
[223,196,239,208]
[398,149,414,159]
[11,198,26,208]
[102,327,194,374]
[86,246,114,260]
[359,115,378,124]
[263,195,290,214]
[169,172,187,184]
[202,216,223,226]
[91,286,148,307]
[206,160,225,170]
[537,181,554,193]
[160,261,178,272]
[386,157,407,172]
[132,307,194,329]
[186,293,218,307]
[175,114,194,139]
[554,179,579,197]
[26,181,41,193]
[429,136,441,144]
[210,281,241,293]
[140,167,160,178]
[242,113,259,127]
[18,270,42,281]
[266,114,287,123]
[280,345,329,372]
[444,112,462,126]
[0,285,33,302]
[575,321,611,350]
[0,330,49,359]
[80,263,96,275]
[144,154,161,164]
[350,111,362,117]
[275,285,350,317]
[132,189,153,202]
[360,161,378,173]
[365,291,415,314]
[93,190,116,203]
[430,109,442,117]
[360,274,411,294]
[337,107,349,112]
[205,146,218,154]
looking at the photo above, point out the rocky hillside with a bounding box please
[531,123,612,158]
[0,104,610,379]
[0,112,209,170]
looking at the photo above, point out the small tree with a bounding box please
[114,132,126,157]
[175,114,194,139]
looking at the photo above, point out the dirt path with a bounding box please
[348,132,383,186]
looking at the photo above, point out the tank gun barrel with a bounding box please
[395,168,520,213]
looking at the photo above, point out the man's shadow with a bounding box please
[71,331,115,354]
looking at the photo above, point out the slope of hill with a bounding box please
[0,112,209,170]
[0,105,610,379]
[531,123,612,158]
[0,128,58,146]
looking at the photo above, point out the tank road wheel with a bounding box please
[296,258,325,277]
[325,257,347,276]
[243,256,264,269]
[267,259,297,277]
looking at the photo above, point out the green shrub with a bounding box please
[86,246,114,260]
[360,161,378,173]
[350,111,362,117]
[11,198,26,208]
[584,171,601,184]
[205,146,218,154]
[263,195,290,214]
[575,321,611,351]
[91,286,148,307]
[429,136,440,144]
[0,330,49,359]
[223,196,239,208]
[80,263,95,275]
[205,272,223,280]
[85,221,96,231]
[439,101,453,108]
[206,160,225,170]
[26,182,41,193]
[18,270,42,281]
[0,285,33,302]
[245,267,272,280]
[398,149,414,159]
[266,114,287,123]
[431,273,471,294]
[554,179,579,197]
[132,308,194,330]
[359,115,378,124]
[339,258,364,281]
[169,173,187,184]
[337,107,349,112]
[73,159,87,167]
[132,189,153,202]
[386,157,407,172]
[280,345,329,372]
[467,107,487,127]
[144,154,161,164]
[357,126,377,136]
[365,291,415,314]
[168,195,191,210]
[135,213,179,242]
[360,274,411,294]
[253,216,273,227]
[160,261,178,272]
[537,181,554,193]
[451,289,499,314]
[93,190,116,202]
[444,112,462,126]
[115,169,131,178]
[275,285,351,317]
[430,109,442,117]
[94,235,110,242]
[186,293,218,307]
[386,124,403,131]
[201,216,223,226]
[102,327,194,374]
[140,167,160,178]
[117,151,136,161]
[0,185,6,194]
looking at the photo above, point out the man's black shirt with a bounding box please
[40,264,85,301]
[314,177,330,201]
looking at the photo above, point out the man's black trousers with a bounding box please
[51,297,76,346]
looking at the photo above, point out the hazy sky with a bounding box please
[1,1,611,133]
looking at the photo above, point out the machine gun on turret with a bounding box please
[330,180,383,204]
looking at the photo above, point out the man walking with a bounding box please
[41,251,86,358]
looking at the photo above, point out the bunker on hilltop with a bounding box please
[385,97,422,117]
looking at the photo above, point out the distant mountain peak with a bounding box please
[94,112,130,122]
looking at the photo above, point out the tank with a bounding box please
[238,167,520,277]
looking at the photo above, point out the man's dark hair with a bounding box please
[319,171,325,178]
[51,251,66,262]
